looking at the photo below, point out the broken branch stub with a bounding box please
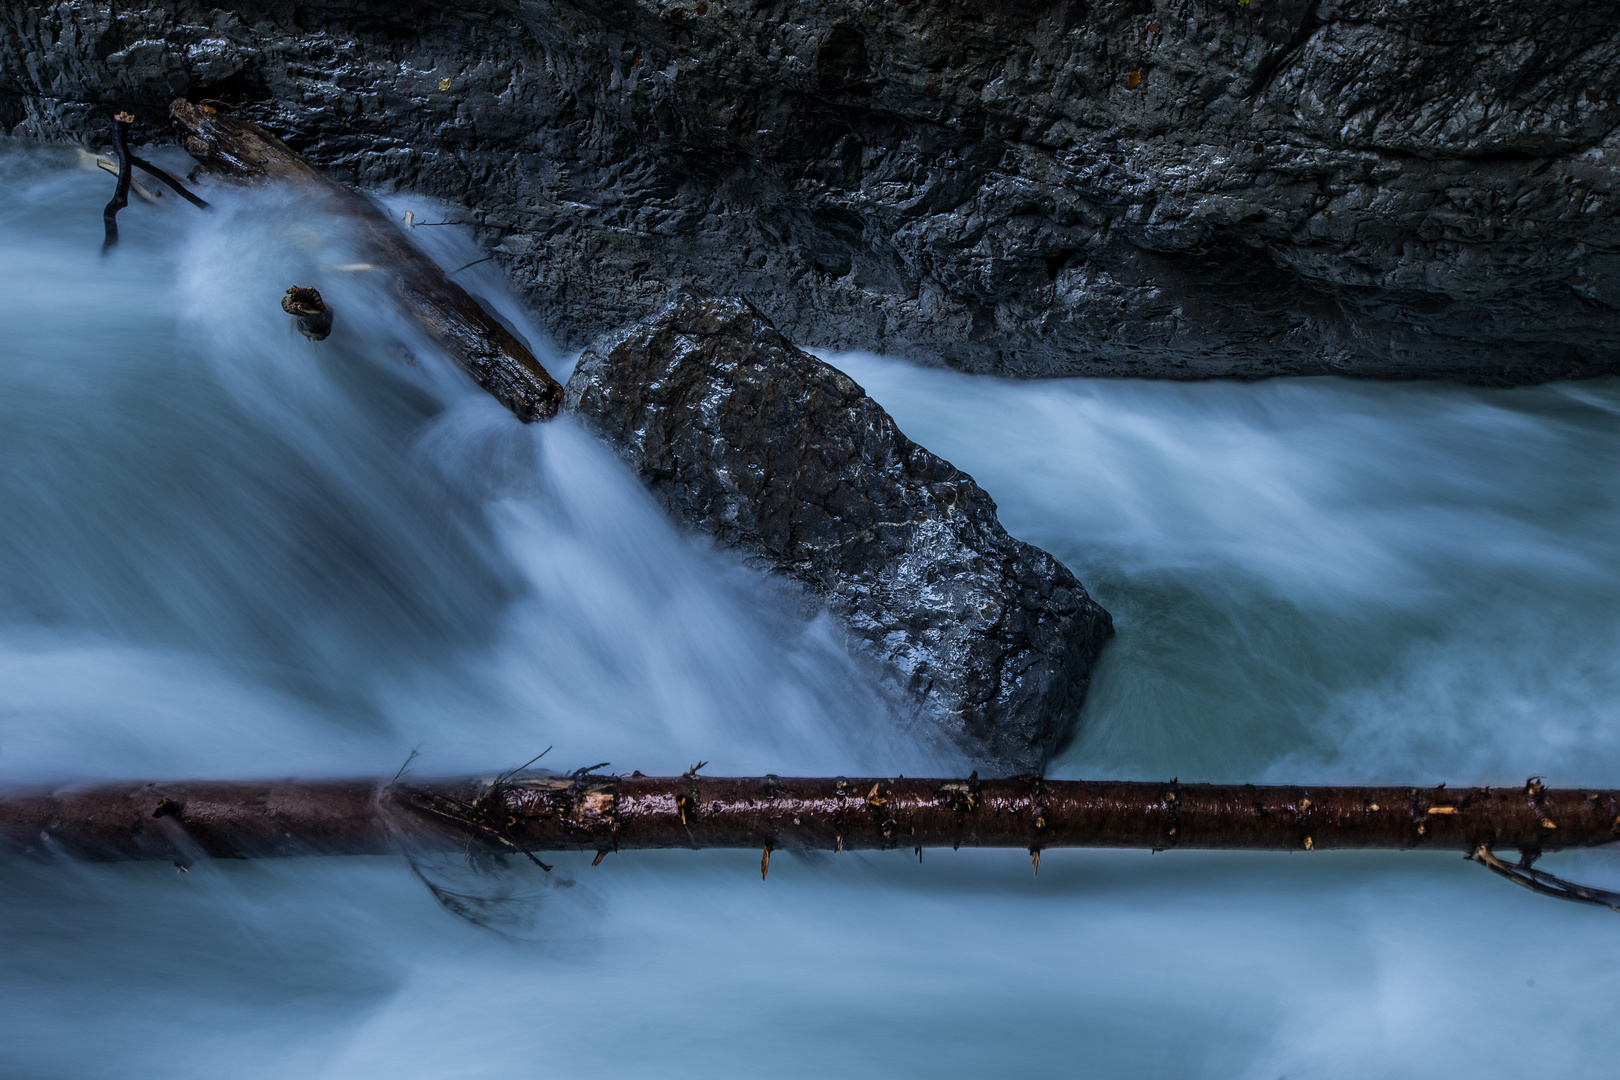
[282,285,334,340]
[168,99,563,422]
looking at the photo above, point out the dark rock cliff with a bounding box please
[4,1,1619,382]
[565,292,1113,770]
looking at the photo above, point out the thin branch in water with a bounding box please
[95,158,159,203]
[97,110,209,249]
[130,156,211,209]
[101,111,133,252]
[448,255,494,275]
[1468,844,1620,913]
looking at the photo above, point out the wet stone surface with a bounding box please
[565,292,1113,772]
[5,0,1620,382]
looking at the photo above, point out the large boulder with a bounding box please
[564,292,1112,772]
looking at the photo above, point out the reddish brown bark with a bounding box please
[2,774,1615,865]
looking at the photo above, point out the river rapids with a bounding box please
[2,141,1619,1078]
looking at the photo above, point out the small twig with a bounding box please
[500,838,556,874]
[130,156,211,209]
[95,158,159,203]
[402,211,464,228]
[447,255,494,275]
[390,747,422,785]
[422,791,553,873]
[1469,844,1620,913]
[570,762,611,779]
[492,747,553,789]
[450,747,558,869]
[684,761,708,779]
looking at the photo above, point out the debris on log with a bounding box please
[4,772,1618,908]
[282,285,334,341]
[169,99,563,421]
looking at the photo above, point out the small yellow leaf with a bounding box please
[437,77,452,92]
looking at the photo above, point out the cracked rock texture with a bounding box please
[565,292,1113,771]
[4,0,1620,381]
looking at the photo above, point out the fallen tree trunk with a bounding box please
[168,99,563,422]
[3,773,1616,864]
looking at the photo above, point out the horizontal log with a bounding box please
[2,774,1616,865]
[169,99,563,421]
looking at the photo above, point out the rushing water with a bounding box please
[3,139,1620,1077]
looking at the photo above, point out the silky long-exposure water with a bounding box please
[3,140,1619,1077]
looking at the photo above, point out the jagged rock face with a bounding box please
[4,1,1618,381]
[565,292,1113,771]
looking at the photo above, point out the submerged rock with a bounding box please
[564,292,1113,772]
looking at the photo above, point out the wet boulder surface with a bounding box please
[565,291,1113,772]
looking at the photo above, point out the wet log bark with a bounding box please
[2,774,1616,866]
[168,99,563,422]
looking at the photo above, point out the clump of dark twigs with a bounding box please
[100,109,210,252]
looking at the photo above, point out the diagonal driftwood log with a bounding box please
[4,774,1617,886]
[168,99,563,421]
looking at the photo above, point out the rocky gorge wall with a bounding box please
[5,0,1619,382]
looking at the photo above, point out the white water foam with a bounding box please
[2,141,1618,1078]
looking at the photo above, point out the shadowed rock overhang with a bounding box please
[5,0,1618,382]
